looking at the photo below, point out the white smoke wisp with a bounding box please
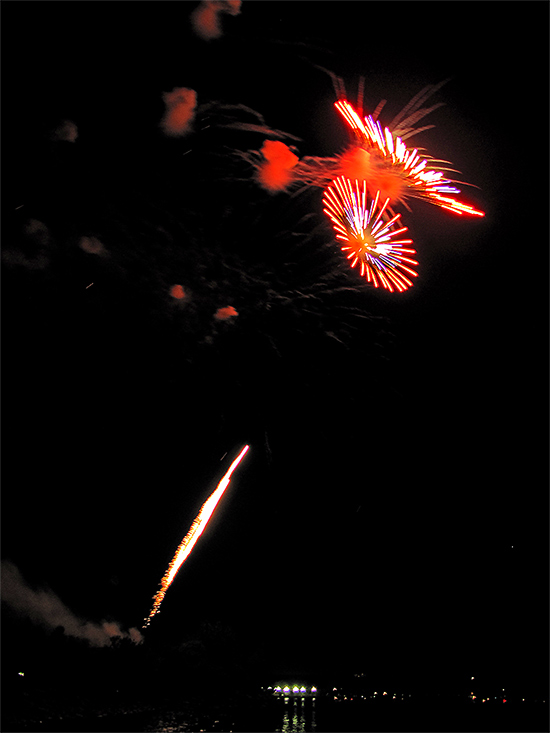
[1,560,143,646]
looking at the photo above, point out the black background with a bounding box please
[3,0,548,699]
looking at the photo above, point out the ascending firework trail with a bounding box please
[143,445,250,628]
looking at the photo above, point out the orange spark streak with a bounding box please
[143,445,250,627]
[334,99,485,217]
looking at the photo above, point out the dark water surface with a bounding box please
[8,697,548,732]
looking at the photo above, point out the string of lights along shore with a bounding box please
[143,445,250,628]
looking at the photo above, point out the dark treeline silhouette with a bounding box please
[4,610,548,732]
[2,610,281,732]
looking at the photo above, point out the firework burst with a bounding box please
[230,79,484,220]
[323,177,418,292]
[334,99,484,216]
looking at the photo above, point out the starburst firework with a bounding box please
[334,99,484,216]
[323,177,418,292]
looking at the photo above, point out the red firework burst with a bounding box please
[323,177,418,292]
[334,99,484,217]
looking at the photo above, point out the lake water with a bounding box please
[11,696,547,732]
[142,697,547,733]
[274,698,317,732]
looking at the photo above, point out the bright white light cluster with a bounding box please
[273,684,318,695]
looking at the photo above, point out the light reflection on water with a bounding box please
[142,696,318,732]
[144,710,195,732]
[276,698,316,733]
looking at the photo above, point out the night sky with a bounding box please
[3,0,549,704]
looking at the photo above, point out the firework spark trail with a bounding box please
[334,99,484,216]
[323,177,418,292]
[143,444,250,628]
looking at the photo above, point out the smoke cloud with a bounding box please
[214,305,238,321]
[2,218,52,270]
[337,146,407,204]
[79,235,108,257]
[190,0,241,41]
[169,284,187,300]
[50,119,78,143]
[338,147,377,182]
[160,87,197,138]
[1,560,143,646]
[256,140,299,193]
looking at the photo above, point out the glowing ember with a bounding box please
[169,284,186,300]
[323,177,418,292]
[214,305,239,321]
[334,99,484,216]
[143,445,250,627]
[256,139,299,193]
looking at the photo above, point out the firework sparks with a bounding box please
[334,99,484,216]
[233,81,485,218]
[143,444,250,628]
[323,177,418,292]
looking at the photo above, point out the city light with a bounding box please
[274,683,317,697]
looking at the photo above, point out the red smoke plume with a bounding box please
[160,88,197,138]
[256,140,299,193]
[214,306,238,321]
[169,284,187,300]
[190,0,241,41]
